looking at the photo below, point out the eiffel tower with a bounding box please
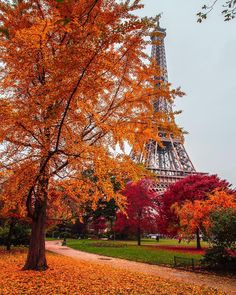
[132,15,199,193]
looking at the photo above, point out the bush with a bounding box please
[204,247,229,268]
[207,208,236,250]
[0,222,30,248]
[0,227,9,245]
[203,246,236,272]
[203,208,236,272]
[12,223,30,246]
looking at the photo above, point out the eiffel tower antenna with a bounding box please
[156,12,163,25]
[131,15,200,193]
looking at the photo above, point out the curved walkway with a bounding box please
[46,240,236,295]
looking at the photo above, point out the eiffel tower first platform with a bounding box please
[132,15,200,193]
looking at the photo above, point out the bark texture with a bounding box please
[23,173,49,270]
[23,200,48,270]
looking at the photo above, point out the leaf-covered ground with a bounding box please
[0,249,224,295]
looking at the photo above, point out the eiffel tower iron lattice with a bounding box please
[131,15,199,193]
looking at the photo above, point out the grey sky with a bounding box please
[138,0,236,187]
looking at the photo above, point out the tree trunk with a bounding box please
[23,200,48,270]
[137,226,141,246]
[6,219,15,251]
[23,171,49,271]
[196,228,201,250]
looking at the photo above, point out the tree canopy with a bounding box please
[0,0,181,269]
[173,189,236,242]
[114,178,158,245]
[158,174,232,238]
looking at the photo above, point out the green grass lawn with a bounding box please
[46,237,59,241]
[67,238,206,267]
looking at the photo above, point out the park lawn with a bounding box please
[67,239,204,266]
[45,237,58,241]
[0,248,223,295]
[139,239,209,248]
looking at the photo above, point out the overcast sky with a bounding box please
[137,0,236,187]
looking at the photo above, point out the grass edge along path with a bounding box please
[66,239,203,267]
[0,248,224,295]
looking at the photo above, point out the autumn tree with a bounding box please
[0,179,73,250]
[158,174,232,249]
[174,190,236,270]
[0,0,181,270]
[114,178,158,246]
[173,190,236,244]
[92,216,107,237]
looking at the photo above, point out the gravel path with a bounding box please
[46,240,236,295]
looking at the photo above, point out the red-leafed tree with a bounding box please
[92,216,107,237]
[114,178,158,246]
[158,174,233,249]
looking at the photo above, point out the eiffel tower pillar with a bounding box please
[131,15,198,193]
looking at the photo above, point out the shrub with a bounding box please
[203,246,236,272]
[207,208,236,250]
[12,223,30,246]
[203,208,236,272]
[0,222,30,248]
[0,227,9,245]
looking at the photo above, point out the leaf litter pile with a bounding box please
[0,249,224,295]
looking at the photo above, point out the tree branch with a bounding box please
[54,45,103,152]
[18,123,43,147]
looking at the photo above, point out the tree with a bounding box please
[204,207,236,271]
[0,180,73,250]
[208,207,236,250]
[197,0,236,22]
[181,192,236,271]
[173,190,236,247]
[92,216,107,237]
[114,178,158,246]
[79,171,120,237]
[158,174,232,249]
[0,0,181,270]
[89,198,118,236]
[0,220,30,249]
[0,190,29,251]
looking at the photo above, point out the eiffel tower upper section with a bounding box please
[133,15,198,192]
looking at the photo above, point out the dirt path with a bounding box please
[46,240,236,295]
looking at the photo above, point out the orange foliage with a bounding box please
[0,0,183,269]
[0,0,181,219]
[173,190,236,236]
[0,249,223,295]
